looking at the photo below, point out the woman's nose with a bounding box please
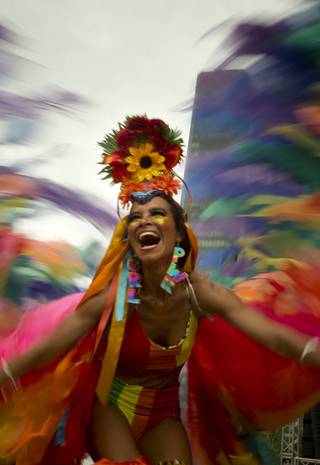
[139,215,152,226]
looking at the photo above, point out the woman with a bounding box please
[0,116,320,465]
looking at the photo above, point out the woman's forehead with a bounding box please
[130,196,171,213]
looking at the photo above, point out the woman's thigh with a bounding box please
[88,398,141,461]
[138,417,192,465]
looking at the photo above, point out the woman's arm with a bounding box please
[0,289,108,387]
[189,271,320,368]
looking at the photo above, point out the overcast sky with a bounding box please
[1,0,297,244]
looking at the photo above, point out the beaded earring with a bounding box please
[160,245,188,294]
[127,256,142,304]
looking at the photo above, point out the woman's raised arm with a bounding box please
[189,271,320,368]
[0,289,108,387]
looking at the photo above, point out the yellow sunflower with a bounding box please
[125,143,165,182]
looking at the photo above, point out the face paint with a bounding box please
[127,217,140,227]
[127,197,178,265]
[152,214,166,224]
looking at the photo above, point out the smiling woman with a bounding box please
[130,192,191,261]
[1,116,320,465]
[128,197,178,262]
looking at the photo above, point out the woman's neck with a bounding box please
[141,261,169,299]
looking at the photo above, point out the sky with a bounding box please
[1,0,298,245]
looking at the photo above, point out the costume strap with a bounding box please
[184,224,198,272]
[95,253,130,405]
[94,271,119,351]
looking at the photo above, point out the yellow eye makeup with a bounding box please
[129,219,140,227]
[127,208,168,226]
[150,208,167,224]
[152,214,166,224]
[127,214,141,226]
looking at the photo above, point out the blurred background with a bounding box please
[1,0,297,246]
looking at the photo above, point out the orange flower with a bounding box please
[153,173,181,196]
[119,180,145,205]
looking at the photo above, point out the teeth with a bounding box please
[141,243,158,250]
[138,231,159,240]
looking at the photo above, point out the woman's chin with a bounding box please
[137,247,171,267]
[139,252,163,265]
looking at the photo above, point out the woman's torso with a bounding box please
[115,283,198,388]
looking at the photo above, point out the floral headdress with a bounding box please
[98,115,184,206]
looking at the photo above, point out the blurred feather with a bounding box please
[0,21,115,312]
[0,167,117,232]
[185,3,320,281]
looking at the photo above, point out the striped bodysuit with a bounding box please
[109,307,198,439]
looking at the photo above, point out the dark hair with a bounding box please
[130,190,191,268]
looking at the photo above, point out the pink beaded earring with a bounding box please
[127,256,142,304]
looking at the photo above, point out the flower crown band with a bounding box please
[98,115,184,205]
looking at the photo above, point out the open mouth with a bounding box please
[138,231,161,250]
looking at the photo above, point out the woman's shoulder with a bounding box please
[185,273,206,319]
[186,272,215,319]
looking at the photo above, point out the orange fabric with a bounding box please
[0,216,198,465]
[0,347,87,464]
[0,220,128,465]
[80,218,128,305]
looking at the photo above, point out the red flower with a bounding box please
[149,134,167,151]
[106,151,131,183]
[103,150,126,165]
[112,163,131,183]
[126,116,149,131]
[148,119,167,140]
[116,129,134,149]
[149,118,165,128]
[147,125,161,137]
[164,145,182,169]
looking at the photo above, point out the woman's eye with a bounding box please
[151,211,167,223]
[152,210,166,217]
[127,215,140,224]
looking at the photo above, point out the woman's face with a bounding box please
[127,196,179,265]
